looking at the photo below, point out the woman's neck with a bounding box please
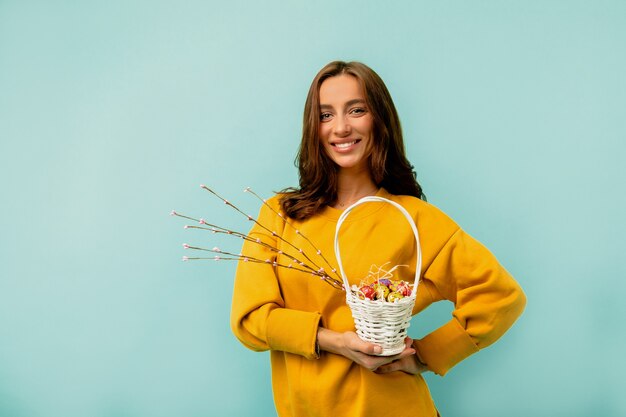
[334,170,379,209]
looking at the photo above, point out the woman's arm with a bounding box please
[414,228,527,376]
[229,198,322,359]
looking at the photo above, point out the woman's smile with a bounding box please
[331,138,362,151]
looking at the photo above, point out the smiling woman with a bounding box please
[229,61,526,417]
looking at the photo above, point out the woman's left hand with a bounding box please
[374,337,429,375]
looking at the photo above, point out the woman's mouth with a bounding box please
[332,139,361,149]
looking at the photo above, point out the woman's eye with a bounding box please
[350,107,366,115]
[320,112,332,121]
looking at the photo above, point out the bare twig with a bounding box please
[171,186,345,291]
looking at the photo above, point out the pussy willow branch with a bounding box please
[181,244,343,290]
[200,185,335,279]
[180,221,332,278]
[171,186,345,290]
[178,215,321,274]
[243,187,341,280]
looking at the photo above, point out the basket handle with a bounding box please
[334,196,422,298]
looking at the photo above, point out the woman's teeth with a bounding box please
[334,140,358,149]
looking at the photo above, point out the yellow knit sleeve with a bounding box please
[229,198,321,360]
[415,229,526,376]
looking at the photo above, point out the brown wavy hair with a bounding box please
[280,61,424,220]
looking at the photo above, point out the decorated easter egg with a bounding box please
[374,284,390,300]
[397,281,412,296]
[359,285,376,300]
[387,291,404,303]
[378,278,392,287]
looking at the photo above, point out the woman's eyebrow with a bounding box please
[319,99,366,110]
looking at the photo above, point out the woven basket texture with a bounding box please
[334,196,422,356]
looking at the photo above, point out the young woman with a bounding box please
[231,61,526,416]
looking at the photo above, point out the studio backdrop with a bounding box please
[1,1,625,416]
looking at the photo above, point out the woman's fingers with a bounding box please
[374,351,427,375]
[336,332,424,373]
[342,331,382,355]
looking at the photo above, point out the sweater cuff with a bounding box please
[414,318,479,376]
[266,309,322,360]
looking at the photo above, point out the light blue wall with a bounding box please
[1,1,625,416]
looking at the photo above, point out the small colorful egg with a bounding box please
[374,284,390,300]
[387,291,404,303]
[359,285,376,300]
[378,279,392,287]
[397,281,412,296]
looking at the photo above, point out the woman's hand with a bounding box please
[317,328,424,373]
[374,337,429,375]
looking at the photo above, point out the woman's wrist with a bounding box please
[412,343,429,370]
[316,327,341,355]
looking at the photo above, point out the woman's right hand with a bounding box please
[316,327,416,372]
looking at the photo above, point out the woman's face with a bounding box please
[318,74,374,173]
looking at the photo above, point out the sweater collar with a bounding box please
[318,188,393,222]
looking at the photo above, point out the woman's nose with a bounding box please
[334,115,351,136]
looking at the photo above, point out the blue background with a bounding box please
[1,1,625,416]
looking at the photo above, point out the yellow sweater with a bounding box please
[231,189,526,417]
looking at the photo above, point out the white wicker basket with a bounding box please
[334,196,422,356]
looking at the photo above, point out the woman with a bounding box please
[231,61,526,416]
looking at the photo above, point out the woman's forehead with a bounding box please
[319,74,365,105]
